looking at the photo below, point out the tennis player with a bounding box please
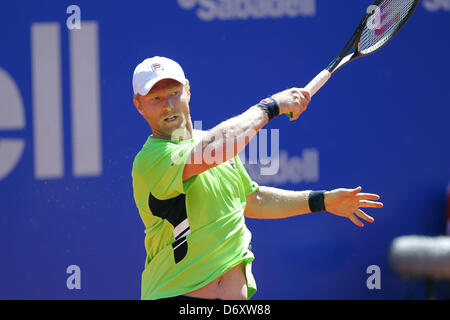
[131,56,383,300]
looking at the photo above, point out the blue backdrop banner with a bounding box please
[1,0,449,299]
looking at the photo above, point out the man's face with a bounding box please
[134,78,191,140]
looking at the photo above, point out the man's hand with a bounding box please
[271,88,311,121]
[324,186,383,227]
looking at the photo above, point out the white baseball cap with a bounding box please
[132,56,187,96]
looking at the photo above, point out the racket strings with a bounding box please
[358,0,416,55]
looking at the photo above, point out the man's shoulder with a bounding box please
[132,135,197,173]
[193,129,208,140]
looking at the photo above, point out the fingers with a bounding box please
[289,92,301,121]
[356,193,380,200]
[275,87,311,120]
[355,209,374,223]
[348,214,364,227]
[353,188,383,207]
[299,89,311,103]
[289,112,300,121]
[358,200,383,208]
[351,186,362,195]
[348,209,374,228]
[292,90,308,109]
[297,89,310,108]
[288,88,309,121]
[335,186,382,228]
[354,188,383,208]
[352,187,381,201]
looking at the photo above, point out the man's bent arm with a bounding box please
[183,105,268,181]
[182,87,311,181]
[183,88,311,181]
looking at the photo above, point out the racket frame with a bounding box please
[286,0,420,118]
[326,0,420,75]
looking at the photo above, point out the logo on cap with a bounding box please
[151,63,164,72]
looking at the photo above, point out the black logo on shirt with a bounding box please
[148,193,190,264]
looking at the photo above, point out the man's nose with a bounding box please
[162,98,175,111]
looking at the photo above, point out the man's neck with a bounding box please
[152,123,193,141]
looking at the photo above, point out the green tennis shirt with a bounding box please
[132,131,259,300]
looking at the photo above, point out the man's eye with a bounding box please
[171,91,179,96]
[152,96,160,101]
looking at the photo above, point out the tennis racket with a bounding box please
[287,0,420,118]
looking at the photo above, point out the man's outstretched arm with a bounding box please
[244,186,383,227]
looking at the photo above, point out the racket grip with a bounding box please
[305,69,331,97]
[286,69,331,119]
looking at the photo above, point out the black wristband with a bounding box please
[308,190,326,213]
[257,97,279,121]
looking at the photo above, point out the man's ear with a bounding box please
[133,95,145,116]
[185,79,191,99]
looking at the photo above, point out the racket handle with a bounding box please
[286,69,331,118]
[305,69,331,97]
